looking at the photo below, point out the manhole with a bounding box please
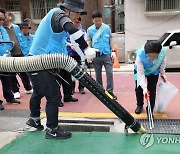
[58,119,115,132]
[137,119,180,134]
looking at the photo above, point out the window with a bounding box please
[145,0,180,12]
[164,33,180,46]
[164,0,179,10]
[158,33,170,44]
[30,0,58,21]
[118,24,124,32]
[5,1,20,11]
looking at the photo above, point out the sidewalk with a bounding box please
[1,64,180,152]
[88,63,134,73]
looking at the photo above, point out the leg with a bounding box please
[27,71,60,129]
[18,72,32,91]
[103,55,113,93]
[134,70,144,114]
[10,74,20,93]
[59,69,72,98]
[59,70,78,102]
[147,74,159,111]
[93,56,103,86]
[45,79,60,128]
[0,73,16,101]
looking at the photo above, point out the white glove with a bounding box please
[84,47,99,62]
[111,52,116,59]
[143,88,148,95]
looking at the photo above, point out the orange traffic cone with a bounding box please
[113,44,120,68]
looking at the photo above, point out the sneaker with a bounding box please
[14,92,20,99]
[64,96,78,102]
[7,99,20,104]
[26,118,44,130]
[25,89,33,94]
[45,126,72,139]
[79,89,85,94]
[0,104,4,110]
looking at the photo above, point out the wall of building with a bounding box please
[125,0,180,56]
[0,0,115,31]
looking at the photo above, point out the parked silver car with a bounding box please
[158,29,180,68]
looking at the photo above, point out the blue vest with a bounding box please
[134,45,163,75]
[88,23,111,55]
[0,26,12,56]
[0,24,26,56]
[29,8,67,55]
[21,33,34,56]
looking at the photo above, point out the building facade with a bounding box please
[0,0,115,32]
[125,0,180,63]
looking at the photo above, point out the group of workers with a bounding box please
[0,0,167,140]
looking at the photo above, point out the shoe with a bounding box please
[108,92,117,100]
[14,92,20,99]
[64,96,78,102]
[0,104,4,110]
[135,106,143,114]
[25,89,33,94]
[45,126,72,139]
[79,89,85,94]
[58,100,64,107]
[26,118,44,130]
[7,99,20,104]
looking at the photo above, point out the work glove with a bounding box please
[143,89,150,100]
[160,75,167,82]
[84,47,99,62]
[111,51,116,60]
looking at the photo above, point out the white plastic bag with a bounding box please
[155,79,179,112]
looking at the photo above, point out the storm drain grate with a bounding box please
[58,119,114,132]
[137,119,180,134]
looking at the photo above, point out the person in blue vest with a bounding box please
[19,22,34,56]
[134,40,167,114]
[26,0,98,139]
[3,12,33,99]
[87,11,117,100]
[66,17,87,94]
[0,8,20,110]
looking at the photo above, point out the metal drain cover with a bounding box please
[137,119,180,134]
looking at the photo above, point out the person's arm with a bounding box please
[51,10,88,49]
[136,56,148,94]
[51,10,97,61]
[64,22,88,49]
[86,29,91,47]
[109,29,116,59]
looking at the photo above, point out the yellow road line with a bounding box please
[41,112,167,119]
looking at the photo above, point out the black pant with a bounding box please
[56,69,73,98]
[0,73,14,102]
[10,72,32,93]
[71,56,84,91]
[28,70,61,128]
[134,70,159,111]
